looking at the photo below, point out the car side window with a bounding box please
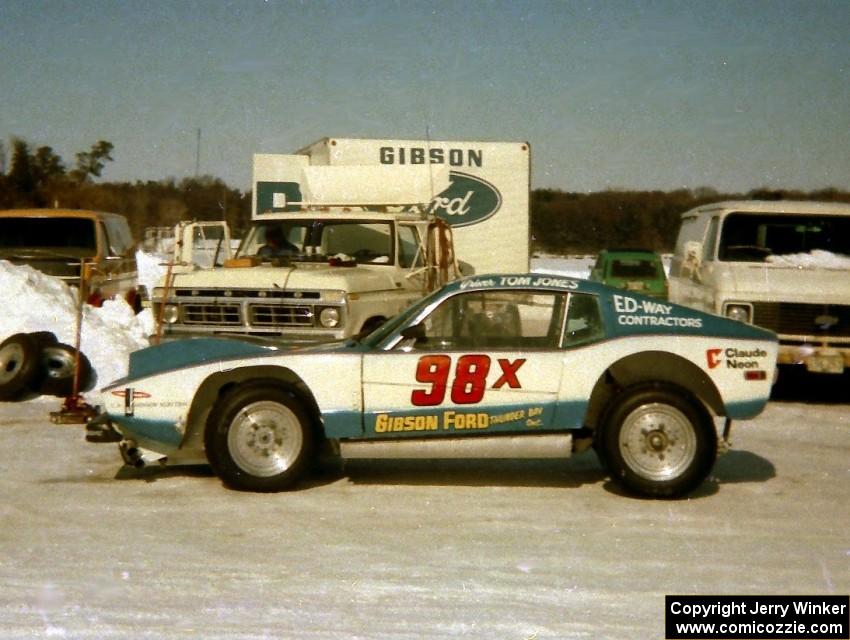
[406,289,567,350]
[562,293,604,347]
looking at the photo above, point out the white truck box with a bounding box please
[255,138,530,274]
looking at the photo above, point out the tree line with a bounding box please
[0,138,252,240]
[1,137,848,254]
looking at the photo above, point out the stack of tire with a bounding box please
[0,332,94,402]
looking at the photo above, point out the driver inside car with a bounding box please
[257,225,298,258]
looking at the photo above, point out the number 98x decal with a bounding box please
[411,355,525,406]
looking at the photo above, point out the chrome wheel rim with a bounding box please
[0,343,25,384]
[227,401,303,477]
[43,346,74,380]
[619,402,697,482]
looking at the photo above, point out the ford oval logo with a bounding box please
[427,171,502,228]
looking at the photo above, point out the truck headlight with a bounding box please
[319,307,341,328]
[162,304,180,324]
[725,304,751,324]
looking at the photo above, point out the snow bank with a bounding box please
[135,248,170,296]
[766,249,850,269]
[530,255,594,279]
[0,260,153,398]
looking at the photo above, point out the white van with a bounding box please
[668,200,850,374]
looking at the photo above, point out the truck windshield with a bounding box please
[237,219,394,264]
[718,213,850,262]
[0,217,97,257]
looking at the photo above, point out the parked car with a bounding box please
[0,208,142,310]
[89,273,777,498]
[590,249,667,298]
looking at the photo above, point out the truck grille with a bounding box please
[248,304,315,327]
[752,302,850,338]
[182,303,242,326]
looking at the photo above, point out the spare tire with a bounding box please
[0,333,42,401]
[29,331,59,347]
[36,343,95,397]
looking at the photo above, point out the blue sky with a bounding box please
[1,0,848,193]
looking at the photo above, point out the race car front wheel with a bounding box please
[599,384,716,498]
[205,384,313,492]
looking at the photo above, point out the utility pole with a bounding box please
[195,128,201,177]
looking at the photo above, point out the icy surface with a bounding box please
[0,399,846,638]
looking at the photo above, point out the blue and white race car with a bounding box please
[90,274,778,497]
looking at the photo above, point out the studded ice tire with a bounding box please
[205,384,313,492]
[0,333,41,401]
[599,384,716,498]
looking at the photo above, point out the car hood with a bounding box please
[105,336,364,388]
[166,263,401,294]
[714,263,850,304]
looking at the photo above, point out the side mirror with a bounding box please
[400,323,426,341]
[683,240,703,281]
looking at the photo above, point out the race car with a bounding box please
[89,273,778,498]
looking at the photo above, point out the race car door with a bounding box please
[362,288,570,437]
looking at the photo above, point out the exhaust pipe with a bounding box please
[119,441,146,468]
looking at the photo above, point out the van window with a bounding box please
[703,217,719,261]
[102,217,135,256]
[718,213,850,262]
[0,217,97,258]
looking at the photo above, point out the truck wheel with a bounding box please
[357,316,386,338]
[37,344,95,397]
[599,384,716,498]
[205,384,313,492]
[0,333,41,401]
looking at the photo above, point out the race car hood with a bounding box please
[714,263,850,305]
[166,263,401,294]
[105,335,363,388]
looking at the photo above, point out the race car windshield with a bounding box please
[0,217,97,258]
[238,220,394,264]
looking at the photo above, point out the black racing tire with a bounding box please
[598,384,716,498]
[205,384,314,492]
[36,343,95,397]
[29,331,59,347]
[0,333,42,401]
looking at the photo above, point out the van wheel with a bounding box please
[599,384,716,498]
[0,333,41,401]
[205,384,313,492]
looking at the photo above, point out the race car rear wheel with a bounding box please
[205,384,313,492]
[599,385,716,498]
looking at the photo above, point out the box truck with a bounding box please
[152,137,530,343]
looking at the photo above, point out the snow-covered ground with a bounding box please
[0,395,847,639]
